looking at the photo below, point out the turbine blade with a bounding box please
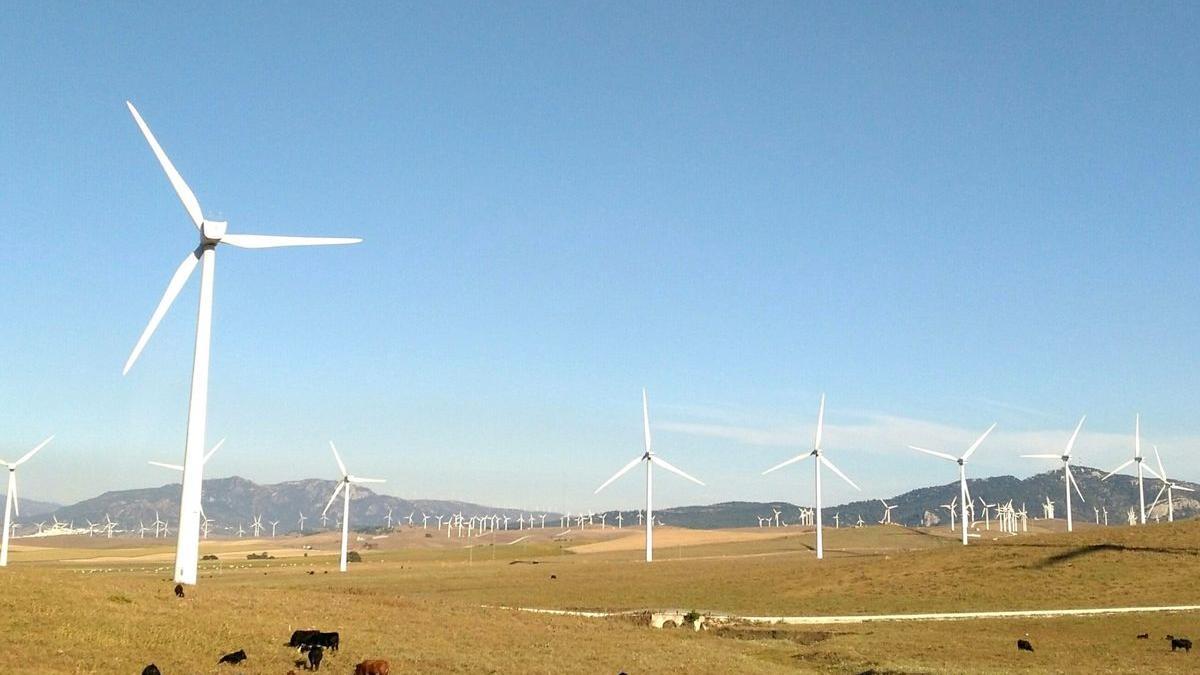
[322,481,345,515]
[14,435,54,467]
[814,394,826,450]
[1173,485,1195,493]
[1102,458,1135,480]
[1064,415,1086,457]
[1153,444,1167,482]
[350,476,385,484]
[203,438,226,465]
[1067,466,1085,502]
[148,460,183,471]
[642,388,652,453]
[1149,484,1167,512]
[650,456,705,487]
[820,455,860,491]
[909,446,957,462]
[221,233,362,249]
[123,249,200,375]
[1142,462,1163,481]
[762,452,810,475]
[125,101,203,228]
[594,455,643,494]
[962,423,997,460]
[1134,413,1141,458]
[10,477,18,517]
[329,441,348,477]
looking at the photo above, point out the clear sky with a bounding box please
[1,3,1198,511]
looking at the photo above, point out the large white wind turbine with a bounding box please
[1021,416,1086,532]
[322,442,384,572]
[909,423,996,546]
[1,436,53,566]
[762,395,860,559]
[1148,445,1193,523]
[594,389,705,562]
[121,102,361,585]
[1102,414,1162,525]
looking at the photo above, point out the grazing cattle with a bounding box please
[289,630,320,648]
[217,649,247,665]
[1137,633,1150,639]
[309,631,339,651]
[141,665,162,675]
[1017,639,1034,652]
[307,644,324,671]
[354,660,390,675]
[174,584,184,598]
[1168,636,1192,652]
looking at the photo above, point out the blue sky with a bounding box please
[1,3,1198,511]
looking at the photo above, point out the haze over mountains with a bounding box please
[11,467,1198,533]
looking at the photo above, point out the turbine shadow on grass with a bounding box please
[1027,543,1199,568]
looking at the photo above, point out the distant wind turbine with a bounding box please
[594,389,705,562]
[1102,414,1161,524]
[121,101,361,586]
[910,423,996,545]
[1,436,54,566]
[321,442,384,572]
[762,395,860,559]
[1148,445,1194,522]
[1021,416,1087,532]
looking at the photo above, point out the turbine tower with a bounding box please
[910,423,996,545]
[122,102,361,585]
[1,436,54,566]
[762,395,860,559]
[1021,416,1087,532]
[594,389,705,562]
[322,442,384,572]
[1102,414,1161,524]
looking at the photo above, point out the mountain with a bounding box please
[595,466,1200,529]
[0,494,60,519]
[35,477,549,535]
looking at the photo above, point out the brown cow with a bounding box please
[355,660,390,675]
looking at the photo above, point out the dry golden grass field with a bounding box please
[1,521,1198,673]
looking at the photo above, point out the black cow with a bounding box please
[307,644,324,670]
[141,665,162,675]
[289,630,320,648]
[218,649,247,665]
[308,631,339,651]
[1137,633,1150,639]
[173,584,184,598]
[1168,636,1192,652]
[1017,639,1034,652]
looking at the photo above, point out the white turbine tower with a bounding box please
[910,423,996,546]
[1148,445,1193,522]
[593,389,705,562]
[322,442,384,572]
[1102,414,1161,524]
[1021,416,1087,532]
[121,101,361,586]
[762,395,860,559]
[1,436,54,566]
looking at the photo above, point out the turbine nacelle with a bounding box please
[201,219,228,243]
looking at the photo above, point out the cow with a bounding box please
[309,631,339,651]
[306,644,324,671]
[174,584,184,598]
[1017,638,1034,652]
[1137,633,1150,639]
[1168,636,1192,652]
[141,665,162,675]
[217,649,247,665]
[354,660,390,675]
[289,630,320,648]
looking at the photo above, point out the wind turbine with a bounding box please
[269,520,279,537]
[385,507,393,529]
[121,101,361,586]
[1021,416,1087,532]
[251,515,264,538]
[1102,414,1162,524]
[298,511,307,533]
[878,499,896,525]
[909,423,996,545]
[593,389,705,562]
[322,442,384,572]
[1,436,54,566]
[1149,445,1194,522]
[762,395,860,559]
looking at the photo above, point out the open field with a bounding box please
[1,522,1199,673]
